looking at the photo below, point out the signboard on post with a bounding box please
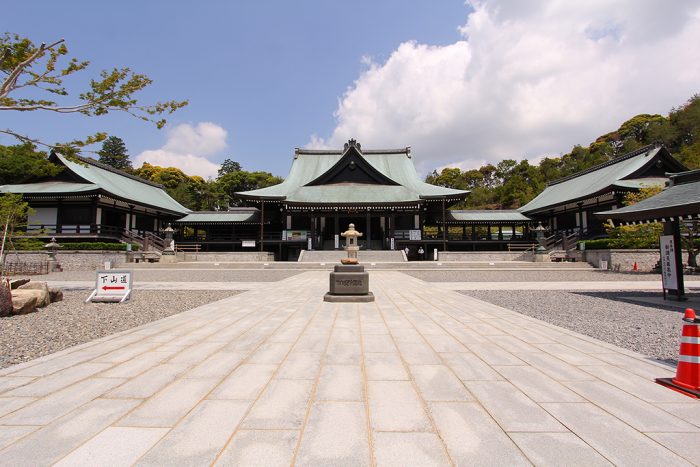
[660,235,678,292]
[87,270,132,303]
[409,229,422,240]
[334,234,339,249]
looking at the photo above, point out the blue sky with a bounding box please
[3,1,700,179]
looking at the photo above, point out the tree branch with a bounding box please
[0,38,64,99]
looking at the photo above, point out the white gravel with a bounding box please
[32,269,303,282]
[404,270,664,282]
[0,290,240,369]
[461,290,688,364]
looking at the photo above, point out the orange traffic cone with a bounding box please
[656,308,700,398]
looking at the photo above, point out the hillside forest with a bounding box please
[0,94,698,211]
[426,94,700,209]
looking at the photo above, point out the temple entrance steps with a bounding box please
[125,259,597,270]
[298,250,406,263]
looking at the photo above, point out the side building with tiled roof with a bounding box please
[0,152,189,244]
[520,144,687,238]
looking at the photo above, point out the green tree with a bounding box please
[0,193,33,275]
[0,142,61,184]
[0,33,187,151]
[217,159,242,178]
[97,136,132,171]
[604,187,665,249]
[218,170,283,206]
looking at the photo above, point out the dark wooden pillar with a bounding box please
[90,197,98,234]
[498,225,503,240]
[462,225,466,240]
[471,224,476,240]
[128,205,134,240]
[334,213,340,249]
[310,213,316,250]
[259,201,265,252]
[56,198,63,233]
[390,211,396,249]
[366,210,372,250]
[441,196,447,251]
[577,201,584,234]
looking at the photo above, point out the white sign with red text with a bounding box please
[87,270,132,303]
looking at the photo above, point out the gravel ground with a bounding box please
[0,290,240,369]
[461,290,689,363]
[404,269,666,282]
[31,269,303,282]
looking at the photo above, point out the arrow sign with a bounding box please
[102,285,125,291]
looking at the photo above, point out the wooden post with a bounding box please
[441,197,447,251]
[259,201,265,252]
[334,213,340,249]
[310,213,316,250]
[90,197,98,234]
[366,210,372,250]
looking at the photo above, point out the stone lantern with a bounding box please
[532,222,550,262]
[161,223,177,263]
[162,224,175,254]
[44,237,62,272]
[341,223,363,264]
[324,223,374,302]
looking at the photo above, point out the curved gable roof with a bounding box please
[595,169,700,222]
[520,145,685,214]
[53,153,190,214]
[236,142,468,204]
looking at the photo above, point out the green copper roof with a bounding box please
[236,143,468,204]
[611,177,667,190]
[175,210,259,224]
[596,169,700,222]
[54,154,190,214]
[448,210,532,223]
[520,145,684,214]
[1,181,98,195]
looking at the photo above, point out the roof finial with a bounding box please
[345,139,361,151]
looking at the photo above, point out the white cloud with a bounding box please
[135,122,227,178]
[312,0,700,175]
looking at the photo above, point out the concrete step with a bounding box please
[124,260,596,270]
[299,250,406,263]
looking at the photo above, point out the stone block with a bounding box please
[9,278,30,289]
[48,287,63,303]
[18,281,51,307]
[334,264,364,272]
[11,293,38,315]
[328,272,369,295]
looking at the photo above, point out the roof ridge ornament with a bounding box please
[344,139,361,151]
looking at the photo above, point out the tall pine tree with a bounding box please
[97,136,132,171]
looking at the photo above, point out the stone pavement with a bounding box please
[0,271,699,466]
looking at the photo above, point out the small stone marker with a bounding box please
[86,270,132,303]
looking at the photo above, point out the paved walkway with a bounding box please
[0,271,698,465]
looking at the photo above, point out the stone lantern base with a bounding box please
[324,264,375,302]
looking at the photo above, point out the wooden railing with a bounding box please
[21,224,168,253]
